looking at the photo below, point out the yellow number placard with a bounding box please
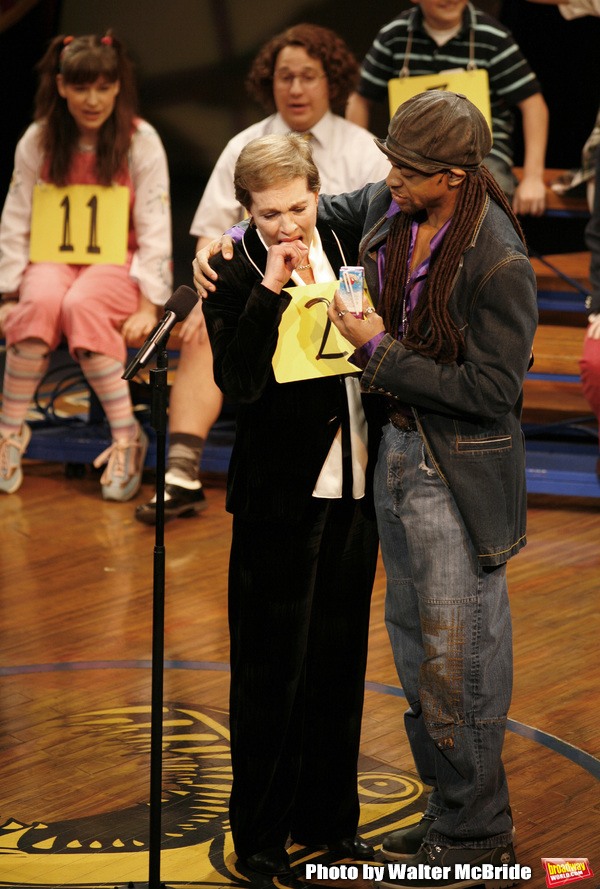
[273,281,370,384]
[30,183,129,265]
[388,69,492,134]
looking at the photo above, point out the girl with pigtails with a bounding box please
[0,32,172,500]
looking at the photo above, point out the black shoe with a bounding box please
[376,841,518,888]
[327,836,376,860]
[239,847,291,876]
[383,812,516,863]
[382,814,436,861]
[135,483,208,525]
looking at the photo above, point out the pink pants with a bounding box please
[579,328,600,449]
[3,260,139,365]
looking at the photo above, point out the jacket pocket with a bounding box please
[455,434,512,455]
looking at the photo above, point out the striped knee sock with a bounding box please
[78,352,137,442]
[0,341,50,438]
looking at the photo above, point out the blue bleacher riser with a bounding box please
[526,439,600,497]
[527,372,580,383]
[544,208,589,219]
[24,415,234,474]
[536,289,587,313]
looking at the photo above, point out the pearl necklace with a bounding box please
[297,263,311,271]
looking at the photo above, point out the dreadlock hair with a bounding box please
[34,31,138,186]
[379,166,526,365]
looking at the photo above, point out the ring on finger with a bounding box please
[338,310,347,317]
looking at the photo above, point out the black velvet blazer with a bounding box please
[202,220,381,522]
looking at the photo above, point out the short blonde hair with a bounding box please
[234,134,321,211]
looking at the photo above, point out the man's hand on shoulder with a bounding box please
[193,235,235,297]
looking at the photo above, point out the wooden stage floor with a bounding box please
[0,461,599,889]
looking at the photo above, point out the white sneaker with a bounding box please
[93,421,148,501]
[0,423,32,494]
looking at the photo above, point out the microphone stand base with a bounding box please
[114,882,173,889]
[115,883,173,888]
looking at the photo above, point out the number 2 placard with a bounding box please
[273,281,369,383]
[30,183,129,265]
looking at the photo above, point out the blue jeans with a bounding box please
[375,423,514,849]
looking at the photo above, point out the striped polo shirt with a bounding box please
[357,3,542,167]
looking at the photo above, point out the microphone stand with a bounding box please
[119,286,197,888]
[122,335,172,889]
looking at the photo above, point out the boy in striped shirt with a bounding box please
[346,0,548,216]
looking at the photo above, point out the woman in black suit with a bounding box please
[202,134,380,877]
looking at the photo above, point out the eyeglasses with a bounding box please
[273,71,326,89]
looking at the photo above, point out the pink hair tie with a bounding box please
[59,36,74,61]
[101,35,113,45]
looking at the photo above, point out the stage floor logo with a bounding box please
[0,701,427,888]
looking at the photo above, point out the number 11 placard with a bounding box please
[30,183,129,265]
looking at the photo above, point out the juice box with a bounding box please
[339,266,364,318]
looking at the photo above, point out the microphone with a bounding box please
[123,285,198,380]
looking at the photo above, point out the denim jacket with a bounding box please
[319,183,538,565]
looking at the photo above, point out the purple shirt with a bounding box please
[352,204,452,369]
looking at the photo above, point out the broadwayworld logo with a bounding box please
[542,859,594,888]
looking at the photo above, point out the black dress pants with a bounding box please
[227,496,378,859]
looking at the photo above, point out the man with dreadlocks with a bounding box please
[322,91,537,888]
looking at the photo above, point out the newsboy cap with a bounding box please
[376,90,492,174]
